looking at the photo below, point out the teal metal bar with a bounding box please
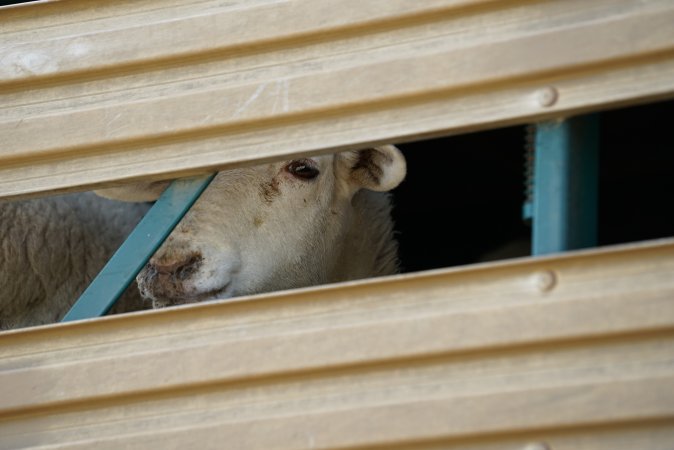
[522,125,536,223]
[531,114,599,255]
[62,173,216,322]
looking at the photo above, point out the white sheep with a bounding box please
[99,145,407,308]
[0,193,151,330]
[1,145,406,328]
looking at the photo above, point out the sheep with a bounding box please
[96,145,407,309]
[1,145,406,327]
[0,193,151,330]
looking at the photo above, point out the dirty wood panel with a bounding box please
[0,238,673,449]
[1,0,674,198]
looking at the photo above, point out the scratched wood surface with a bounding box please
[1,0,674,199]
[0,239,673,449]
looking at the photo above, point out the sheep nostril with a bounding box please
[149,254,202,279]
[176,255,202,280]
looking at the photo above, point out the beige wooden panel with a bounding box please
[1,0,674,198]
[0,239,673,449]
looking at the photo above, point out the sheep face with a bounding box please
[96,145,406,308]
[140,155,342,307]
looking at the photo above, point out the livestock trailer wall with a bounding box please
[1,0,673,448]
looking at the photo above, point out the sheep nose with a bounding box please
[149,253,202,279]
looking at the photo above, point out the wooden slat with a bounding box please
[1,0,674,199]
[1,239,673,449]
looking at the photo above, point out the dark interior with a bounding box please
[392,98,674,273]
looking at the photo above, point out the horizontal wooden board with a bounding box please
[1,238,673,449]
[1,0,674,198]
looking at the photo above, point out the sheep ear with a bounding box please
[339,145,407,192]
[94,181,170,202]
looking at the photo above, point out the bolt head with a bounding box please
[532,270,557,292]
[523,443,551,450]
[536,86,558,107]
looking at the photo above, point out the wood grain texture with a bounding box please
[1,239,673,449]
[1,0,674,198]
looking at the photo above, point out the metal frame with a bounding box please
[528,114,600,255]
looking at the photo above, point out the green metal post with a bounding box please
[530,114,600,255]
[62,173,216,322]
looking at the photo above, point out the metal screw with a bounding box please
[536,86,558,107]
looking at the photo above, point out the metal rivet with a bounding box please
[533,270,557,292]
[536,86,558,107]
[523,443,551,450]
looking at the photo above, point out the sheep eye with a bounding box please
[286,159,320,180]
